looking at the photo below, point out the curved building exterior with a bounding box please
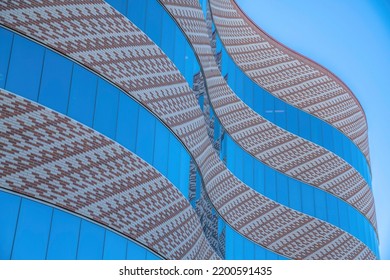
[0,0,378,259]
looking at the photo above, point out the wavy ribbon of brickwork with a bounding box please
[0,89,220,260]
[209,0,370,163]
[158,0,377,231]
[0,0,375,259]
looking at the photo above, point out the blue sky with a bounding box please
[236,0,390,259]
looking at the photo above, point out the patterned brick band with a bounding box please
[0,0,375,259]
[0,89,219,260]
[209,0,370,162]
[158,0,376,230]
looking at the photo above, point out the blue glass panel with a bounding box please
[0,28,13,88]
[225,226,234,259]
[106,0,127,15]
[332,128,344,158]
[160,12,175,59]
[0,191,21,260]
[46,210,80,260]
[313,189,327,221]
[276,173,289,206]
[298,112,311,140]
[146,251,161,260]
[38,50,73,114]
[310,117,323,145]
[168,135,181,188]
[136,106,156,164]
[253,86,264,120]
[174,33,186,75]
[127,240,146,259]
[103,231,127,260]
[326,195,339,226]
[185,44,196,87]
[116,94,139,151]
[67,65,98,126]
[5,35,45,101]
[243,75,253,107]
[94,80,119,139]
[127,0,147,30]
[322,121,334,152]
[264,91,275,122]
[264,167,276,200]
[235,69,244,100]
[253,160,264,194]
[243,237,254,260]
[12,199,52,259]
[301,184,315,216]
[234,232,244,260]
[153,121,170,176]
[77,220,105,260]
[254,243,266,260]
[179,150,190,199]
[146,0,162,45]
[243,152,254,188]
[274,98,286,128]
[286,106,299,135]
[288,180,302,211]
[338,201,350,233]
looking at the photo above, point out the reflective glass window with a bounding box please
[5,34,45,101]
[136,106,156,164]
[286,105,299,135]
[106,0,128,15]
[0,191,21,260]
[146,0,162,45]
[38,50,73,114]
[68,65,98,127]
[274,98,286,128]
[94,80,120,140]
[46,210,80,260]
[103,231,127,260]
[288,180,302,211]
[313,189,327,221]
[168,135,182,188]
[77,220,105,260]
[160,12,175,59]
[0,28,13,88]
[301,185,315,216]
[12,199,53,259]
[116,94,139,151]
[264,167,276,200]
[153,121,170,176]
[127,0,147,30]
[298,112,310,140]
[179,150,191,199]
[276,173,288,206]
[127,240,146,260]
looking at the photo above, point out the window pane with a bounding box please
[46,210,80,260]
[116,94,139,151]
[94,80,119,140]
[77,220,105,260]
[12,199,53,259]
[103,231,127,260]
[38,50,73,114]
[5,34,45,101]
[68,65,98,126]
[0,28,13,88]
[0,191,21,260]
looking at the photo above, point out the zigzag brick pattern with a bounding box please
[209,0,370,162]
[0,89,219,260]
[0,0,375,259]
[158,0,376,230]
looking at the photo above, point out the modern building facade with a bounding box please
[0,0,378,259]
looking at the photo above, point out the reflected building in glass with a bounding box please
[0,0,379,259]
